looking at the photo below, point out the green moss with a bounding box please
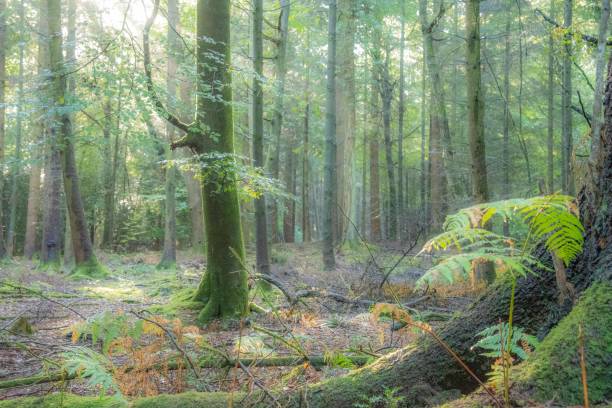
[516,282,612,405]
[155,259,176,270]
[10,317,34,335]
[148,287,204,317]
[69,257,109,280]
[132,391,242,408]
[0,394,125,408]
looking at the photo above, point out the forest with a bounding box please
[0,0,610,406]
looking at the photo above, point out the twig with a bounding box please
[0,281,85,320]
[237,360,281,408]
[379,229,423,288]
[129,311,200,379]
[579,323,590,408]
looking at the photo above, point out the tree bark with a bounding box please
[268,0,290,243]
[6,0,25,256]
[334,0,355,243]
[283,137,296,243]
[49,0,103,276]
[0,0,6,259]
[561,0,574,195]
[397,0,406,239]
[588,0,610,181]
[302,41,311,243]
[547,0,555,193]
[369,81,381,242]
[322,0,337,270]
[158,0,180,269]
[252,0,271,274]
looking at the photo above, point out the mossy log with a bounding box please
[0,355,371,390]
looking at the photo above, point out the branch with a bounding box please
[143,0,193,136]
[576,90,592,128]
[535,9,612,46]
[0,355,371,390]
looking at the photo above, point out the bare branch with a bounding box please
[143,0,193,136]
[535,9,612,46]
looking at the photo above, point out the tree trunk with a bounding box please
[101,99,115,248]
[420,56,427,231]
[379,43,397,241]
[0,0,6,259]
[369,81,381,242]
[252,0,271,274]
[561,0,574,194]
[334,0,355,243]
[158,0,180,269]
[268,0,290,243]
[588,0,610,180]
[302,49,311,244]
[419,0,450,230]
[397,0,405,240]
[322,0,337,270]
[283,138,296,243]
[49,0,103,277]
[6,0,25,256]
[189,0,248,320]
[466,0,494,285]
[547,0,555,193]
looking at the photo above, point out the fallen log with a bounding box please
[0,354,372,390]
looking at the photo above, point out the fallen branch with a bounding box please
[252,273,432,312]
[0,355,372,390]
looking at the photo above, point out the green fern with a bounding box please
[72,311,144,354]
[473,323,539,361]
[62,346,124,400]
[417,195,584,286]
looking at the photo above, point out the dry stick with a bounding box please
[237,360,282,408]
[129,311,200,379]
[0,281,86,320]
[379,229,423,289]
[578,323,589,408]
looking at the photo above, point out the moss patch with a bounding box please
[516,282,612,405]
[69,257,109,280]
[0,394,125,408]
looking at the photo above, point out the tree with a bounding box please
[6,0,25,256]
[335,0,355,242]
[397,0,406,239]
[589,0,610,181]
[144,0,248,321]
[158,0,180,270]
[466,0,494,285]
[268,0,290,243]
[561,0,574,194]
[322,0,337,270]
[547,0,555,193]
[252,0,270,274]
[418,0,450,230]
[48,0,105,277]
[0,0,6,259]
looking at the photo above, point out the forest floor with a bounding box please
[0,242,477,404]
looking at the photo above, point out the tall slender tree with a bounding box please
[322,0,337,270]
[466,0,494,285]
[268,0,290,242]
[335,0,355,242]
[158,0,180,269]
[0,0,6,259]
[547,0,555,192]
[397,0,406,239]
[252,0,270,274]
[49,0,104,277]
[561,0,574,194]
[144,0,248,320]
[6,0,25,256]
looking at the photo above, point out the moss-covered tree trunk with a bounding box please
[143,0,248,321]
[0,0,6,259]
[48,0,103,277]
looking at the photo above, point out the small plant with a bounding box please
[473,323,539,406]
[354,387,405,408]
[62,346,124,400]
[322,314,349,329]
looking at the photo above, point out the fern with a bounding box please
[62,346,124,400]
[473,323,539,361]
[417,195,584,286]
